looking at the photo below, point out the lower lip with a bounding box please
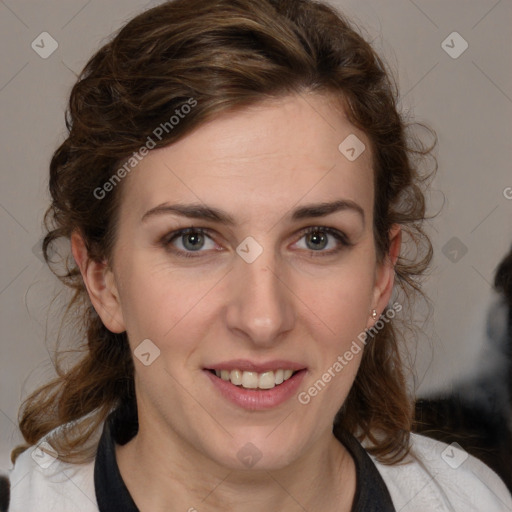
[204,369,307,410]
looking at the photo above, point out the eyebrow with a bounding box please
[141,199,365,226]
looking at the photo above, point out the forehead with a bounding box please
[119,93,374,224]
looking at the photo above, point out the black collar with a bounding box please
[94,404,395,512]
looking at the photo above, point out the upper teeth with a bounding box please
[214,369,295,389]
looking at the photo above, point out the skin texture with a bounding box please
[72,93,400,511]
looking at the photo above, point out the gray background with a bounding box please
[1,0,511,472]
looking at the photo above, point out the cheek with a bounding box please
[117,260,225,367]
[297,263,375,340]
[300,271,372,404]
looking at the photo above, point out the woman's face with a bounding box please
[80,93,398,470]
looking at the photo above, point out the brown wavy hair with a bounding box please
[13,0,436,465]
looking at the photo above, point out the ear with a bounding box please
[367,224,401,329]
[70,230,126,333]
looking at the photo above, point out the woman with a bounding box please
[4,0,511,510]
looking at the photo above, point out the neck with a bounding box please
[116,415,356,512]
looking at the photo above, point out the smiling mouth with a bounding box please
[207,368,299,390]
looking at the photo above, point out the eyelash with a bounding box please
[160,226,353,259]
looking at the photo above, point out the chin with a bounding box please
[203,432,305,472]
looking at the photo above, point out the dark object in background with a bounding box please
[414,247,512,492]
[415,397,512,492]
[0,475,9,512]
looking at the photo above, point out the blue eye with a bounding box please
[162,228,218,258]
[294,226,352,255]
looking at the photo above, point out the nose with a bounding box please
[224,245,295,347]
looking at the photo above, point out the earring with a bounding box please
[371,309,377,320]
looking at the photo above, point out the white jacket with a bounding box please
[6,432,512,511]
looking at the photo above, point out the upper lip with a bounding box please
[205,359,307,373]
